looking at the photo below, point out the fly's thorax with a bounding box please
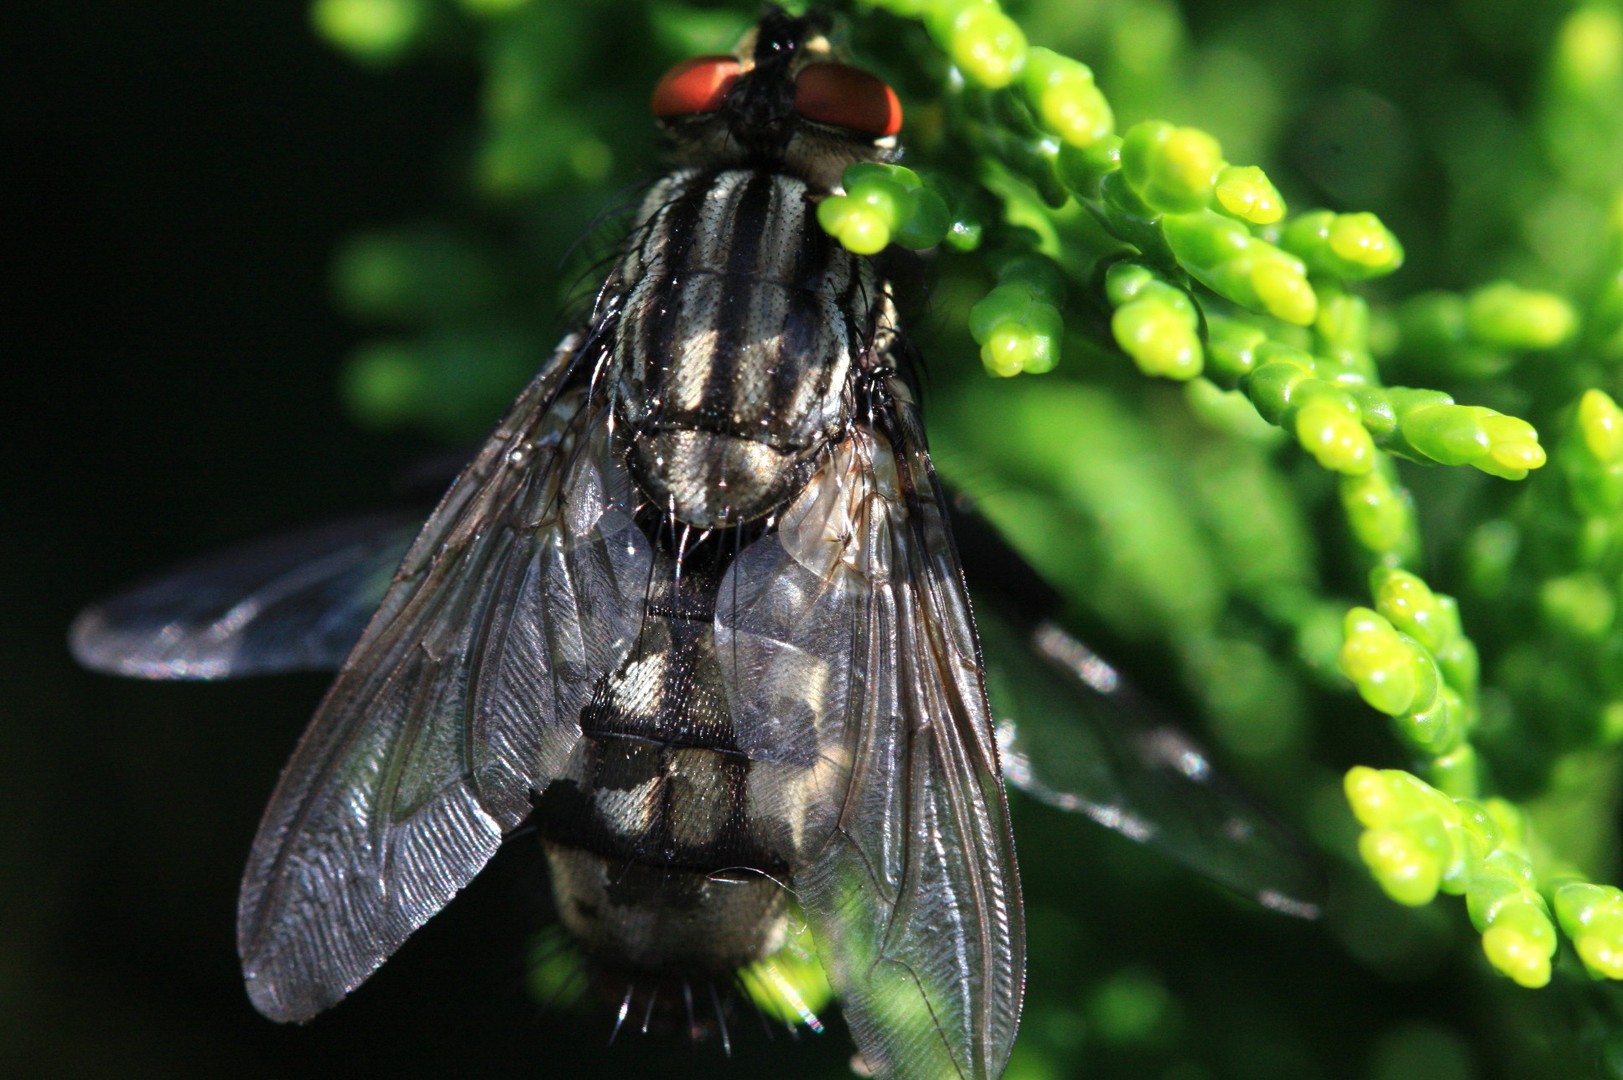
[611,167,883,527]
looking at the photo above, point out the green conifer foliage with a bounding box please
[315,1,1623,1075]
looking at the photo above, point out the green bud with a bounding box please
[922,0,995,45]
[1387,386,1456,417]
[1147,280,1197,318]
[947,216,984,251]
[1383,395,1543,478]
[1556,883,1623,980]
[979,331,1026,378]
[1465,283,1579,350]
[1112,297,1203,380]
[1453,798,1502,853]
[312,0,431,62]
[1575,915,1623,980]
[1345,765,1401,828]
[1467,868,1528,929]
[1340,607,1420,716]
[1481,920,1554,988]
[817,197,891,254]
[1343,766,1408,825]
[970,280,1062,377]
[1578,389,1623,463]
[1476,413,1547,478]
[1295,393,1375,474]
[1246,246,1320,325]
[1119,121,1224,214]
[1572,460,1623,521]
[1552,7,1623,95]
[1099,168,1154,219]
[1601,702,1623,746]
[1020,47,1114,148]
[1282,209,1406,281]
[1371,569,1447,652]
[1018,302,1064,374]
[944,4,1028,89]
[1484,801,1530,851]
[849,173,910,225]
[1163,212,1317,324]
[969,282,1035,341]
[1103,261,1157,307]
[1359,826,1443,906]
[1213,165,1285,225]
[1328,213,1404,275]
[1540,572,1616,639]
[344,341,429,426]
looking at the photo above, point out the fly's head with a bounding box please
[651,7,901,194]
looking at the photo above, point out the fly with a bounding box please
[70,9,1322,1079]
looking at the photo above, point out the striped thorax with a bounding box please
[612,167,885,527]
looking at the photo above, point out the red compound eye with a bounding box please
[793,62,902,137]
[651,56,741,118]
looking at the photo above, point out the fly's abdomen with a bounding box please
[531,533,800,977]
[536,741,792,975]
[533,715,799,976]
[614,168,878,527]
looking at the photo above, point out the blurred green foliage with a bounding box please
[308,0,1623,1075]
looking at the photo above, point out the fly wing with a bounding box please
[980,611,1324,918]
[69,513,418,679]
[238,340,653,1022]
[716,385,1022,1080]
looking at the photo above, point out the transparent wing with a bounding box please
[978,607,1324,919]
[716,386,1022,1080]
[69,513,418,680]
[238,341,654,1022]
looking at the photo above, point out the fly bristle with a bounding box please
[708,979,733,1057]
[583,966,749,1051]
[556,180,651,325]
[609,982,634,1045]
